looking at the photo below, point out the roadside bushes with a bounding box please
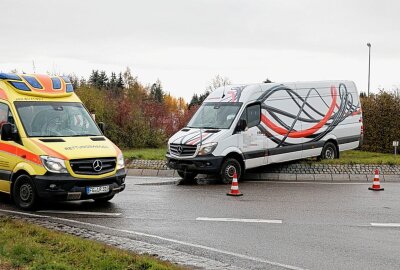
[361,91,400,153]
[75,81,197,149]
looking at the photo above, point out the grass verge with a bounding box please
[0,217,184,270]
[123,148,167,161]
[305,150,400,165]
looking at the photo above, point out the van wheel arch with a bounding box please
[320,140,339,160]
[219,153,245,184]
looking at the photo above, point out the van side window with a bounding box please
[246,104,260,128]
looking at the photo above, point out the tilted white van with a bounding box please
[166,81,363,183]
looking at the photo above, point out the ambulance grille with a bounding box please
[169,144,197,157]
[69,157,116,175]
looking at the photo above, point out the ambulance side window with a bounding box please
[0,103,15,135]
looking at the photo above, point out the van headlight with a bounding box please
[117,153,125,169]
[198,142,218,156]
[40,156,68,174]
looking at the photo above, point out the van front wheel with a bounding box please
[321,142,337,160]
[13,174,38,210]
[220,158,241,184]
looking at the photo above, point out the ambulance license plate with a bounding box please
[86,185,109,195]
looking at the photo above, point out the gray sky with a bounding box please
[1,0,399,101]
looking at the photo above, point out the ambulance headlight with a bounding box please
[117,153,125,169]
[40,156,68,174]
[198,142,218,156]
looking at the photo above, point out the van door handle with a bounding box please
[20,154,26,159]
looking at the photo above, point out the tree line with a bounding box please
[74,68,196,148]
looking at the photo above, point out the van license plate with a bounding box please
[86,185,109,195]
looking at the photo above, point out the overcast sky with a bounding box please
[1,0,399,101]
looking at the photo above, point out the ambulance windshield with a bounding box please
[187,102,242,129]
[15,101,102,137]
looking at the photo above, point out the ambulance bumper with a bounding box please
[33,169,126,201]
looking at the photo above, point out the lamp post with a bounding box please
[367,43,371,96]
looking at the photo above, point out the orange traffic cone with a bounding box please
[369,169,384,191]
[227,172,243,196]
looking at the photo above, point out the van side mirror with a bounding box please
[98,122,105,134]
[236,119,247,132]
[1,123,15,141]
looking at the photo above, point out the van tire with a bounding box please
[93,195,114,203]
[177,170,197,185]
[321,142,337,160]
[13,174,38,210]
[220,158,242,184]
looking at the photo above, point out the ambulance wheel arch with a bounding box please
[11,163,40,210]
[219,152,245,184]
[10,170,38,210]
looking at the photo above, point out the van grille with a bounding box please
[69,157,116,175]
[169,144,197,157]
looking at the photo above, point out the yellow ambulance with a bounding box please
[0,73,126,209]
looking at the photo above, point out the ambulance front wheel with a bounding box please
[220,158,242,184]
[13,174,38,210]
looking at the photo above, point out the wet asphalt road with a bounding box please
[1,176,400,270]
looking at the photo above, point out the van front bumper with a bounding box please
[33,169,126,201]
[166,154,223,174]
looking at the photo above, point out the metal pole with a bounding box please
[367,43,371,96]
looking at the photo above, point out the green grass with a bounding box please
[0,217,185,270]
[305,150,400,165]
[123,148,167,161]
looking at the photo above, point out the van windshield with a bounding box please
[187,102,242,129]
[15,101,102,137]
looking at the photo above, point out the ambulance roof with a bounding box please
[0,73,79,102]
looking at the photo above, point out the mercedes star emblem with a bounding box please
[93,160,103,172]
[177,146,183,155]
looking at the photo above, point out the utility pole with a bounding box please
[367,43,371,96]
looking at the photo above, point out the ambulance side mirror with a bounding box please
[98,122,105,134]
[236,119,247,132]
[1,123,15,141]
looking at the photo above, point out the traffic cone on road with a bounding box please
[227,172,243,196]
[369,169,384,191]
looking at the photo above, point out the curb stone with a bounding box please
[125,160,400,182]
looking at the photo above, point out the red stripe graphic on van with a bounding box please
[187,133,213,145]
[0,142,41,165]
[261,85,337,138]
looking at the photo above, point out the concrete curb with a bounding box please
[126,169,400,182]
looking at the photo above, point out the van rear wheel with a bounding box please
[13,174,38,210]
[177,170,197,185]
[220,158,242,184]
[321,142,338,160]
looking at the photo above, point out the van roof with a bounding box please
[0,73,77,101]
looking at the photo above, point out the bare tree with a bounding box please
[206,74,231,92]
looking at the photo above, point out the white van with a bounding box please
[166,81,362,183]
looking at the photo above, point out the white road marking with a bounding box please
[196,217,282,224]
[37,210,121,216]
[370,223,400,227]
[0,209,305,270]
[245,181,370,185]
